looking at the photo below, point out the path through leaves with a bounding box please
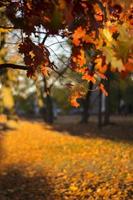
[0,118,133,199]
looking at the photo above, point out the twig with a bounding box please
[47,46,68,66]
[41,34,48,44]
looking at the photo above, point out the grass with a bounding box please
[0,116,133,199]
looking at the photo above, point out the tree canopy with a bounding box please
[0,0,133,106]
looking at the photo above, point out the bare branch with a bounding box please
[47,40,67,47]
[54,36,70,53]
[0,26,14,29]
[41,34,48,44]
[47,46,68,66]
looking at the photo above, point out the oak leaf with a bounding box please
[72,26,86,46]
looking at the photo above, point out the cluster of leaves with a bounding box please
[0,0,133,106]
[19,38,50,77]
[0,119,133,199]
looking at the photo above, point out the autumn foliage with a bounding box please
[0,0,133,106]
[0,119,133,199]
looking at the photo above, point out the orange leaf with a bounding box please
[72,26,86,46]
[82,74,96,84]
[95,57,107,73]
[124,58,133,72]
[70,92,83,107]
[72,49,86,67]
[93,4,103,21]
[108,25,118,33]
[41,65,49,76]
[70,99,80,107]
[75,67,87,74]
[99,83,108,96]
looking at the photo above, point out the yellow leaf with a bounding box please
[69,185,78,192]
[102,28,113,43]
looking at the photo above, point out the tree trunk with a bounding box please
[80,62,95,123]
[43,78,54,124]
[81,81,93,123]
[104,67,111,125]
[45,94,54,124]
[98,88,102,128]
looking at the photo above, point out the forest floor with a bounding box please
[0,115,133,200]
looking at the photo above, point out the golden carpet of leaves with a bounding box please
[0,117,133,200]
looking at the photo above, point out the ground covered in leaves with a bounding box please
[0,116,133,200]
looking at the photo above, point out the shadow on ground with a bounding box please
[52,116,133,143]
[0,121,58,200]
[3,115,132,144]
[0,165,57,200]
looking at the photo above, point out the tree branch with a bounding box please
[0,26,14,29]
[0,64,28,70]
